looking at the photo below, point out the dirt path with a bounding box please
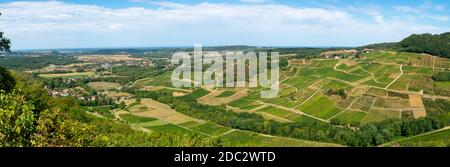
[293,89,320,109]
[327,97,359,120]
[217,129,237,137]
[379,126,450,147]
[226,105,292,123]
[198,88,248,105]
[433,56,436,69]
[333,60,354,75]
[294,67,301,76]
[283,83,299,92]
[264,102,329,123]
[130,77,152,87]
[327,77,357,87]
[140,85,192,92]
[385,65,403,89]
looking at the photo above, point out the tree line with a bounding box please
[399,32,450,58]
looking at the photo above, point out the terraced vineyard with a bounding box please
[215,51,450,127]
[113,50,449,146]
[73,50,450,147]
[28,48,449,147]
[106,98,341,147]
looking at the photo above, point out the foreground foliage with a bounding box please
[0,68,221,147]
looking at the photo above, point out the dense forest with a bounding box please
[0,55,79,70]
[398,32,450,58]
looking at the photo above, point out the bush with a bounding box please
[0,66,16,93]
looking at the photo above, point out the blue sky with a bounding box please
[0,0,449,49]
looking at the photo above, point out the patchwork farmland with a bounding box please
[26,48,450,147]
[125,51,449,130]
[114,50,449,146]
[214,51,450,127]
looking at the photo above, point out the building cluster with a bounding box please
[320,49,358,59]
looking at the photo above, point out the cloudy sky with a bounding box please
[0,0,449,49]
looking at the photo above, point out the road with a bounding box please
[384,65,403,89]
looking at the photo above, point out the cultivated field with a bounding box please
[219,51,450,126]
[38,72,95,78]
[81,49,450,146]
[88,82,121,91]
[386,127,450,147]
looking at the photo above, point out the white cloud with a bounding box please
[0,1,447,49]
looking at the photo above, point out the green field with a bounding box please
[322,80,351,90]
[284,76,320,89]
[434,82,450,89]
[191,122,231,136]
[293,114,320,123]
[363,109,400,123]
[119,114,157,123]
[333,71,367,82]
[297,93,342,119]
[143,71,174,87]
[88,82,121,91]
[216,90,236,98]
[145,124,194,135]
[366,87,388,96]
[228,91,263,110]
[332,110,367,125]
[389,128,450,147]
[86,106,115,119]
[177,121,202,128]
[180,88,210,101]
[220,130,342,147]
[257,106,299,121]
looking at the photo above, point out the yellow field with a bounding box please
[38,72,94,78]
[107,92,132,98]
[88,82,121,90]
[198,88,248,106]
[133,98,205,125]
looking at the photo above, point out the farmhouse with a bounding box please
[363,48,375,53]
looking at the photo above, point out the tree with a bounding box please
[0,67,16,93]
[399,32,450,58]
[0,13,14,93]
[119,101,126,109]
[0,13,11,52]
[33,108,98,147]
[0,92,36,146]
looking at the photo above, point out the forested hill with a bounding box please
[360,32,450,59]
[399,32,450,58]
